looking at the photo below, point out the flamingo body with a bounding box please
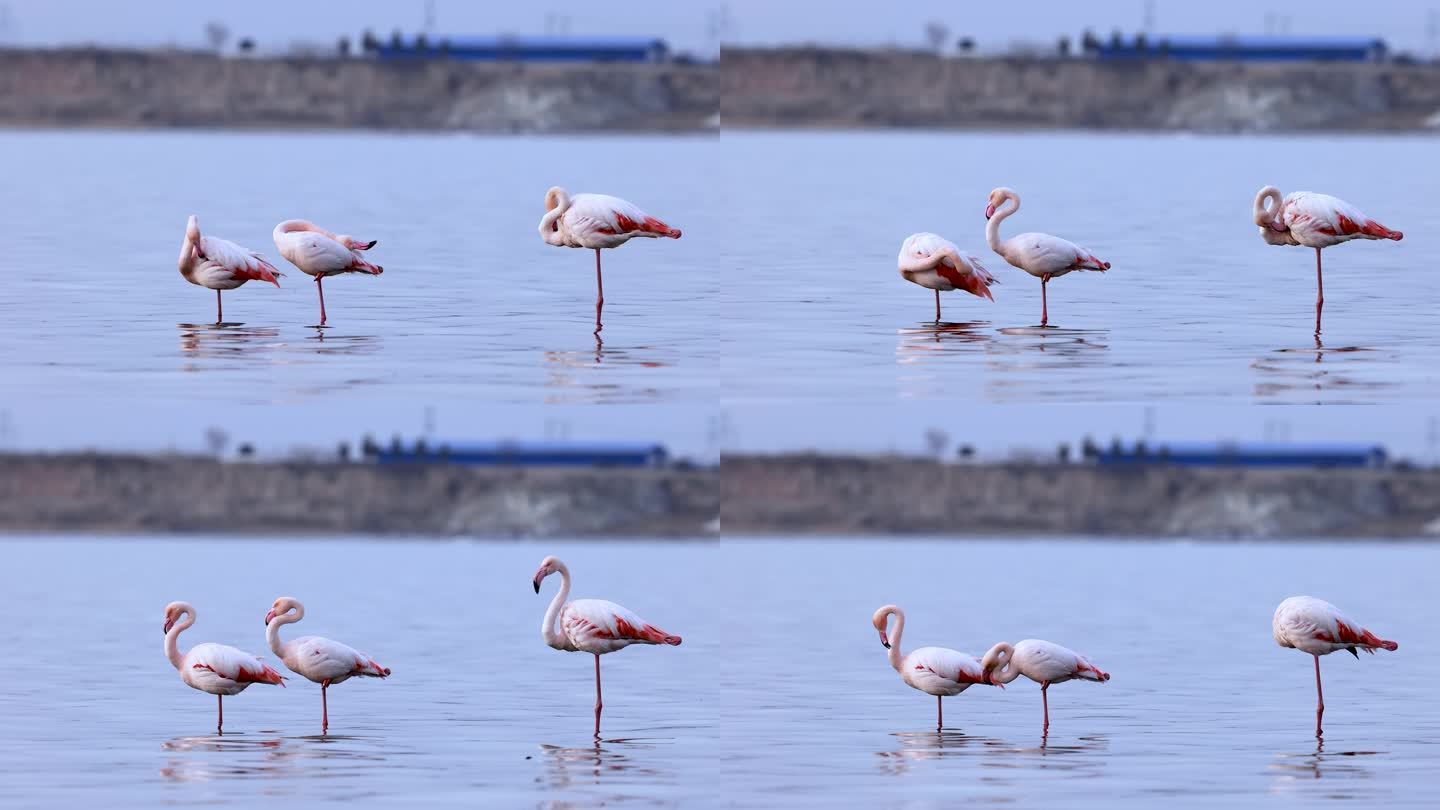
[1273,596,1397,657]
[898,232,997,320]
[540,189,681,250]
[986,639,1110,686]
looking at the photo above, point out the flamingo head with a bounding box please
[871,604,899,648]
[162,601,191,634]
[985,187,1014,220]
[265,596,301,626]
[533,555,562,593]
[185,215,201,243]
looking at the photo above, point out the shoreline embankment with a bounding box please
[5,452,1440,540]
[723,47,1440,132]
[722,454,1440,539]
[0,48,717,133]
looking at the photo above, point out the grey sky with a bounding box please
[6,1,1438,56]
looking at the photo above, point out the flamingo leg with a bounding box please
[217,694,223,735]
[1314,655,1324,739]
[594,249,604,336]
[934,289,941,323]
[322,679,330,734]
[216,290,223,324]
[1314,248,1324,336]
[1040,274,1051,327]
[593,653,603,738]
[316,276,328,327]
[936,695,943,731]
[1041,682,1050,733]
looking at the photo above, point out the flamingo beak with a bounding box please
[264,609,277,626]
[533,569,546,593]
[163,617,175,634]
[877,629,890,649]
[985,203,996,220]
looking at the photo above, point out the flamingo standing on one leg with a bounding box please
[264,597,390,735]
[871,605,999,731]
[178,216,282,323]
[539,187,681,335]
[1253,187,1402,335]
[533,555,682,737]
[898,232,998,321]
[980,640,1109,735]
[1272,595,1398,739]
[985,187,1110,327]
[162,601,284,734]
[272,220,383,327]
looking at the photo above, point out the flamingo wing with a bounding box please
[1273,596,1398,655]
[279,231,382,275]
[568,194,680,240]
[898,233,996,299]
[562,598,682,648]
[290,635,390,681]
[198,236,281,285]
[187,642,285,686]
[1007,232,1109,274]
[1284,193,1402,243]
[909,646,987,688]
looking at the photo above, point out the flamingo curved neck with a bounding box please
[1255,186,1284,227]
[884,609,905,672]
[540,190,570,246]
[985,193,1019,254]
[982,642,1021,684]
[541,562,572,649]
[164,610,194,671]
[266,604,304,658]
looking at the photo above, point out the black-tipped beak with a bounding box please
[533,579,541,594]
[984,204,996,220]
[264,609,277,626]
[877,629,890,649]
[163,618,174,634]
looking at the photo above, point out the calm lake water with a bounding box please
[721,132,1440,405]
[3,537,1436,807]
[0,131,719,410]
[0,538,717,808]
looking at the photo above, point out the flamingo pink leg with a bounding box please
[217,694,224,735]
[316,276,328,327]
[936,695,943,730]
[1313,655,1324,739]
[594,249,604,335]
[216,290,223,323]
[1041,681,1050,733]
[322,678,330,734]
[1314,248,1324,335]
[934,289,941,323]
[1040,274,1051,327]
[593,653,603,737]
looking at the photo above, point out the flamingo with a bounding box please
[272,220,383,326]
[979,640,1109,734]
[178,216,281,323]
[264,597,391,734]
[533,555,682,736]
[539,187,681,334]
[898,232,998,321]
[871,605,998,731]
[985,187,1110,327]
[1253,187,1402,335]
[1273,595,1398,739]
[162,601,284,734]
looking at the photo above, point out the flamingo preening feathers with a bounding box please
[985,187,1110,327]
[897,232,998,321]
[178,216,282,323]
[872,605,998,730]
[980,639,1109,734]
[1272,595,1397,739]
[162,601,285,734]
[272,219,384,326]
[539,187,681,334]
[264,597,391,734]
[1253,187,1402,335]
[533,555,682,737]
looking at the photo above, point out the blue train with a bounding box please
[374,440,668,468]
[371,35,669,63]
[1093,35,1387,63]
[1094,442,1386,469]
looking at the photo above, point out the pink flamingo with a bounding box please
[898,232,998,321]
[985,187,1110,327]
[533,555,682,736]
[178,216,281,323]
[162,601,285,734]
[272,219,383,326]
[1253,186,1403,335]
[980,640,1109,734]
[264,597,391,734]
[1273,596,1398,738]
[538,187,681,333]
[872,605,999,730]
